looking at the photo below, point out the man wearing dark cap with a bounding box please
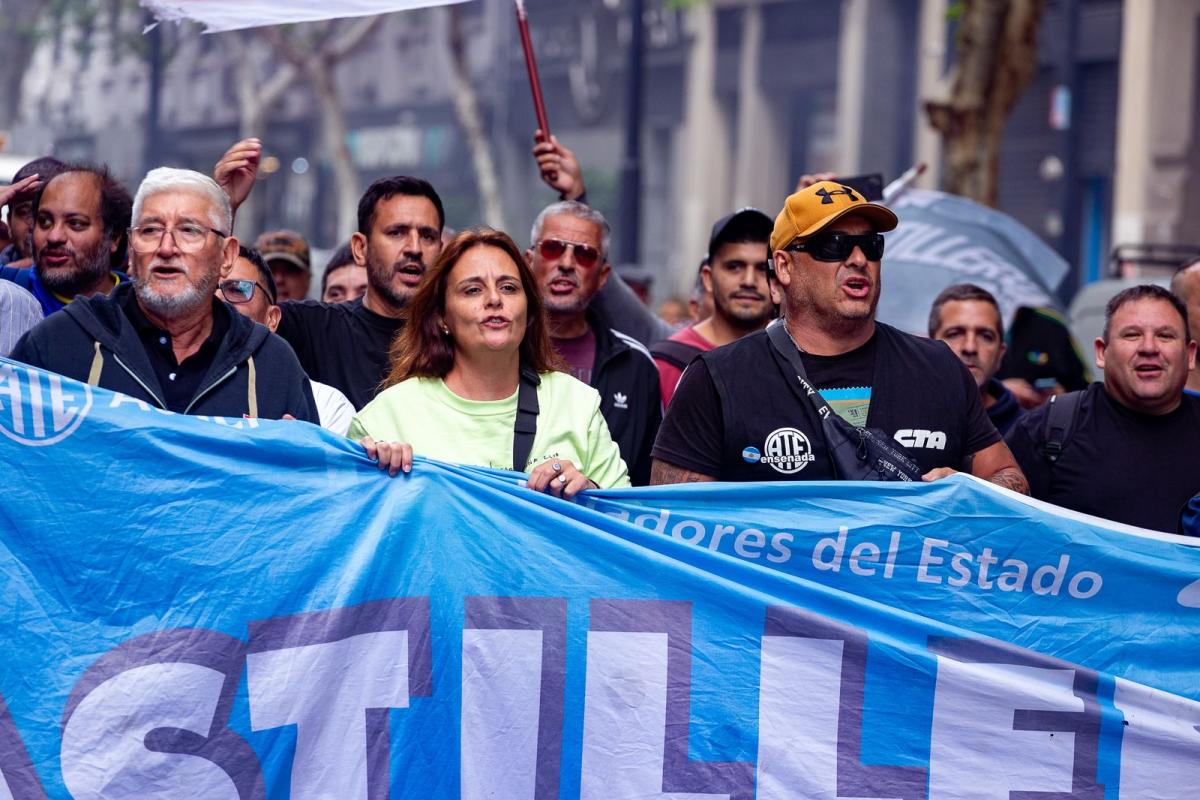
[651,181,1028,491]
[651,208,773,406]
[0,156,65,268]
[255,229,312,302]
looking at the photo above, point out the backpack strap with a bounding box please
[512,363,541,473]
[649,339,704,370]
[1042,390,1083,463]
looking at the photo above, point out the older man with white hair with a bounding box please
[10,167,315,420]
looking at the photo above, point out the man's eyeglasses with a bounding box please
[128,223,227,254]
[537,238,602,269]
[786,232,885,262]
[219,279,274,305]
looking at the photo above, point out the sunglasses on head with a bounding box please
[786,232,885,262]
[537,238,602,269]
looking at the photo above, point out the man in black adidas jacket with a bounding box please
[10,168,314,421]
[527,200,661,485]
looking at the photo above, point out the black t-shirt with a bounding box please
[123,293,231,413]
[1005,384,1200,533]
[276,297,402,410]
[652,324,999,481]
[802,334,876,427]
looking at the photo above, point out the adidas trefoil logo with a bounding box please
[613,392,628,410]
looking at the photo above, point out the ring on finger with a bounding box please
[552,461,561,472]
[557,474,567,485]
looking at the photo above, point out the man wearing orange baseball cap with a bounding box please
[651,181,1028,492]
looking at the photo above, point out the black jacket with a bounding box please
[10,282,316,421]
[588,309,662,485]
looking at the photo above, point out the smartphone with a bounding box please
[838,173,884,202]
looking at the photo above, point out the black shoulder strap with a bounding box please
[1042,390,1083,463]
[765,322,831,416]
[513,364,541,473]
[766,321,925,482]
[650,339,704,370]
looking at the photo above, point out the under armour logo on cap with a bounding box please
[815,186,860,204]
[770,180,897,251]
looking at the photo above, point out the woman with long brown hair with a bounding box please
[348,228,629,496]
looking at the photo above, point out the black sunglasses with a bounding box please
[786,232,885,262]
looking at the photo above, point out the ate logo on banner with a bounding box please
[0,363,92,446]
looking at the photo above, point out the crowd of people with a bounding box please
[1,134,1197,535]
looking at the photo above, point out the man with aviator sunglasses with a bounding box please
[527,201,662,485]
[651,180,1028,493]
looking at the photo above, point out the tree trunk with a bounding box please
[263,16,384,240]
[0,1,48,124]
[230,33,298,236]
[309,60,361,239]
[447,5,505,230]
[925,0,1044,206]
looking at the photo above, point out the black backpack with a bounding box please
[1041,391,1084,463]
[650,339,705,370]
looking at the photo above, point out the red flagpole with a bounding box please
[514,0,551,139]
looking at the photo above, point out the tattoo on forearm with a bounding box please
[988,467,1030,495]
[650,459,716,485]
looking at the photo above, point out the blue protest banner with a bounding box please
[1,357,1198,798]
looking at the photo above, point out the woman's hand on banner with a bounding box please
[527,458,596,500]
[360,435,413,477]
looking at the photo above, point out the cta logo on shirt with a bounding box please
[752,427,815,474]
[894,429,947,450]
[0,363,92,446]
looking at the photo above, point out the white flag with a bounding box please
[141,0,471,34]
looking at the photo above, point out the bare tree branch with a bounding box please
[446,5,504,229]
[325,14,386,61]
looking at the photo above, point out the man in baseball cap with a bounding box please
[255,229,311,302]
[650,208,773,406]
[652,180,1027,494]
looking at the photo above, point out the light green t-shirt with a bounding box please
[347,371,630,488]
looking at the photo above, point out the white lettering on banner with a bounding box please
[886,223,1050,313]
[1114,678,1200,796]
[107,393,260,428]
[60,663,239,799]
[246,631,410,800]
[579,631,728,800]
[600,505,795,564]
[0,365,91,446]
[461,629,543,800]
[586,499,1109,604]
[928,660,1081,799]
[756,636,844,798]
[32,598,1132,796]
[916,539,1102,599]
